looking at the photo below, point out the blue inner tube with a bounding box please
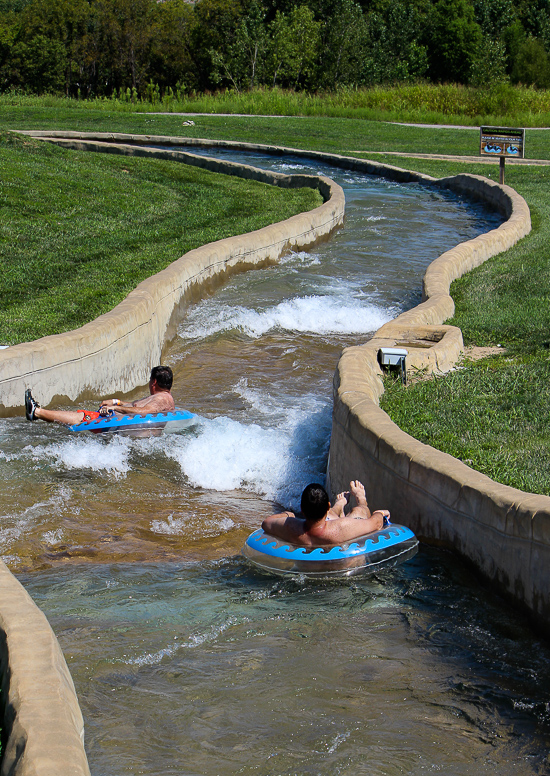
[243,524,418,578]
[69,409,196,434]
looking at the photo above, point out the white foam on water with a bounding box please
[150,514,189,535]
[180,294,391,341]
[0,488,71,549]
[275,162,310,172]
[233,378,287,422]
[165,417,289,495]
[0,554,20,565]
[278,250,321,267]
[126,640,181,667]
[326,731,351,754]
[26,436,131,478]
[162,391,330,507]
[0,450,18,463]
[150,513,235,536]
[42,528,64,545]
[124,618,240,666]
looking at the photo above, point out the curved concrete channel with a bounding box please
[0,131,543,775]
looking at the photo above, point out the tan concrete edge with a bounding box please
[0,133,539,776]
[327,166,550,630]
[18,131,438,186]
[0,560,90,776]
[1,132,346,410]
[0,132,346,776]
[0,131,349,776]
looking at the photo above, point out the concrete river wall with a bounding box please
[0,134,345,776]
[0,132,544,776]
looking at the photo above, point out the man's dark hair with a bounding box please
[301,483,330,522]
[150,365,173,390]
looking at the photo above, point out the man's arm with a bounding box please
[100,394,171,416]
[262,511,295,540]
[333,511,385,540]
[324,481,387,540]
[100,400,151,417]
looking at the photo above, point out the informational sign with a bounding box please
[480,126,525,158]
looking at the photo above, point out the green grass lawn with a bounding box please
[0,131,321,344]
[377,156,550,495]
[381,354,550,495]
[4,103,550,161]
[2,102,549,495]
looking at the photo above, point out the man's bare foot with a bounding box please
[349,480,368,507]
[332,491,349,517]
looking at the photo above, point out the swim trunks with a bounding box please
[77,410,102,422]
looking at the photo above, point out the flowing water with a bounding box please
[3,150,550,774]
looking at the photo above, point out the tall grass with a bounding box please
[2,84,550,125]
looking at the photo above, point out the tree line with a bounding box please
[1,0,549,98]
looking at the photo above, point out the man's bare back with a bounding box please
[262,480,390,547]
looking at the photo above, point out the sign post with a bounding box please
[480,126,525,185]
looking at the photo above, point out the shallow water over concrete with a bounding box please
[20,550,550,776]
[4,151,550,773]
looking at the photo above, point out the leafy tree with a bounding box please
[427,0,483,83]
[6,33,67,92]
[515,0,550,49]
[10,0,90,95]
[502,19,526,74]
[530,4,550,52]
[473,0,515,38]
[0,14,18,81]
[317,0,369,88]
[511,36,550,87]
[2,0,546,95]
[261,0,308,23]
[84,0,155,96]
[267,5,320,87]
[469,35,507,86]
[192,0,244,91]
[267,10,291,86]
[149,0,196,92]
[363,0,428,84]
[210,0,267,90]
[0,0,31,11]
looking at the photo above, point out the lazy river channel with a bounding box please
[3,148,550,775]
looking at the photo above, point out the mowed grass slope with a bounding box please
[379,158,550,495]
[4,103,550,161]
[2,104,549,495]
[0,132,321,344]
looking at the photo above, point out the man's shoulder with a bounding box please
[135,392,175,413]
[157,392,175,407]
[155,395,176,412]
[263,514,307,543]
